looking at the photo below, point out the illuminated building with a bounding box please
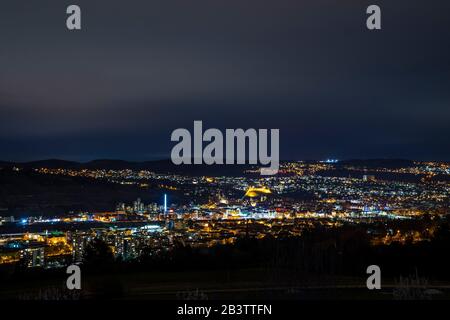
[244,186,272,198]
[20,245,45,268]
[363,175,376,182]
[133,198,145,213]
[71,232,91,263]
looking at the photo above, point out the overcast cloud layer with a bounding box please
[0,0,449,161]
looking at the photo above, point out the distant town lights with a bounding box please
[322,159,339,163]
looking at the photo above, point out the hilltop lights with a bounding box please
[321,159,339,164]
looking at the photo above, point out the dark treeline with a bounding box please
[2,223,450,291]
[126,224,450,281]
[69,222,450,282]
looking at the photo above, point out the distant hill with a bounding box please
[83,159,140,170]
[0,158,424,175]
[0,161,13,168]
[338,159,416,168]
[0,159,253,176]
[22,159,80,169]
[0,168,171,217]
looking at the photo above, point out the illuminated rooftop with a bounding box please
[244,186,272,198]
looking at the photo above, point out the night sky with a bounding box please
[1,0,449,162]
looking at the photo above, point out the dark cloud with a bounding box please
[0,0,449,161]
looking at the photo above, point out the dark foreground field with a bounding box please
[2,267,450,300]
[3,230,450,301]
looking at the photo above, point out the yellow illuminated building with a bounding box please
[244,186,272,198]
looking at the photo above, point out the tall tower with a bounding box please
[164,193,167,215]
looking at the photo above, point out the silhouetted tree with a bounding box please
[83,238,114,272]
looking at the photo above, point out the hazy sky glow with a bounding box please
[1,0,449,161]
